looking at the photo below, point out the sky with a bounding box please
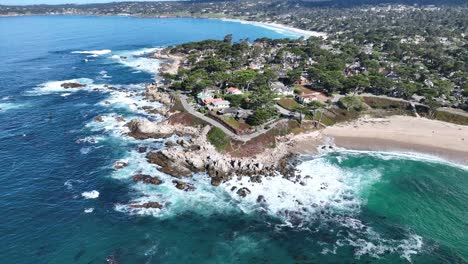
[0,0,176,5]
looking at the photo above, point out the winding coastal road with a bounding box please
[179,94,289,142]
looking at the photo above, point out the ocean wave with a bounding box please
[325,149,468,171]
[84,208,94,214]
[0,102,25,112]
[97,86,164,115]
[111,148,424,260]
[110,48,161,74]
[28,78,101,95]
[81,190,99,199]
[71,49,112,57]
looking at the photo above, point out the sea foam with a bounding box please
[71,49,112,57]
[81,190,99,199]
[111,48,161,74]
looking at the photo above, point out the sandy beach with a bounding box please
[220,18,328,39]
[318,115,468,165]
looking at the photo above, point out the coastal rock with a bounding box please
[210,177,222,186]
[61,82,85,89]
[132,174,163,185]
[144,86,173,106]
[94,116,104,122]
[137,146,148,153]
[129,202,163,209]
[172,180,196,191]
[126,118,173,139]
[146,151,192,178]
[257,195,266,203]
[113,161,128,170]
[236,187,251,198]
[164,140,177,147]
[115,116,125,123]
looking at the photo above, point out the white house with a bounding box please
[274,87,294,96]
[207,100,231,111]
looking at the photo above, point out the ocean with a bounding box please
[0,15,467,264]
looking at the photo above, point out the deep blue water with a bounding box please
[0,16,467,264]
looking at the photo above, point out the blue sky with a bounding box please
[0,0,176,5]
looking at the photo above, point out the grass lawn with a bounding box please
[222,116,241,129]
[207,127,231,152]
[278,98,302,111]
[294,85,314,94]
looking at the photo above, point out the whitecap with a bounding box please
[81,190,99,199]
[71,49,112,56]
[80,147,92,155]
[0,102,25,112]
[84,208,94,213]
[110,48,161,74]
[28,78,99,95]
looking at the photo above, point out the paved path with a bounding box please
[180,94,288,142]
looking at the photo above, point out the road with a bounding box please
[179,94,288,142]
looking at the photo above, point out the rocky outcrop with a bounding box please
[126,118,174,139]
[237,187,251,197]
[114,161,128,170]
[144,85,173,106]
[61,82,85,89]
[146,151,192,178]
[126,118,199,139]
[172,180,196,191]
[132,174,163,185]
[129,202,163,209]
[94,116,104,122]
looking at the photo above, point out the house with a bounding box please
[226,87,243,95]
[202,97,223,105]
[274,87,294,96]
[217,107,252,119]
[296,90,328,104]
[197,91,214,104]
[294,76,311,86]
[207,100,231,111]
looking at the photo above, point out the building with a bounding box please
[197,91,214,104]
[226,87,243,95]
[207,100,231,111]
[296,90,328,104]
[273,87,294,96]
[203,97,223,105]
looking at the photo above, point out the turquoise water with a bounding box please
[0,16,467,263]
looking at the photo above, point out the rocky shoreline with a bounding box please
[123,84,303,190]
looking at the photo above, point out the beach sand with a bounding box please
[220,18,328,39]
[318,115,468,165]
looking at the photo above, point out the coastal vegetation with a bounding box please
[207,127,231,152]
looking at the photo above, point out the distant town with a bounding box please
[2,1,467,118]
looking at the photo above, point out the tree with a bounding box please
[230,69,257,91]
[246,107,278,126]
[223,34,233,44]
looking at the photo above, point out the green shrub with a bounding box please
[207,127,231,152]
[338,96,367,112]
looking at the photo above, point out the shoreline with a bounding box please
[315,115,468,166]
[218,18,328,39]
